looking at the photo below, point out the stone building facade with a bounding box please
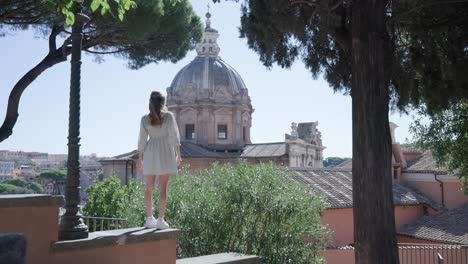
[100,12,325,181]
[0,161,15,182]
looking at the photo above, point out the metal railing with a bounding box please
[399,244,468,264]
[58,208,128,232]
[82,216,128,232]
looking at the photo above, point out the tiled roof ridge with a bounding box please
[287,167,352,172]
[402,169,448,174]
[244,142,285,146]
[107,150,138,160]
[331,244,467,250]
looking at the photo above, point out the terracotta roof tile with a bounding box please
[404,150,446,173]
[398,203,468,245]
[289,168,440,209]
[241,142,287,158]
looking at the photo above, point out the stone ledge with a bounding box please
[177,253,260,264]
[0,194,64,208]
[51,227,180,253]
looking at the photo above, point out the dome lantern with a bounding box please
[195,11,220,57]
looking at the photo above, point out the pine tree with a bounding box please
[0,0,202,142]
[220,0,468,262]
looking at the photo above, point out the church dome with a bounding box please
[168,56,247,95]
[166,11,253,150]
[167,11,248,97]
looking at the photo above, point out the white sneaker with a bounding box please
[144,216,158,229]
[156,217,170,230]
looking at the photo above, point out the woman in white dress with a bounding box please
[137,91,181,229]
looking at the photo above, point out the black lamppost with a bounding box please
[59,0,89,240]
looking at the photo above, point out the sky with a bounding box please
[0,1,420,158]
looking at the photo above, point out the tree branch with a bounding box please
[84,47,132,54]
[49,25,63,52]
[390,0,468,21]
[0,50,70,143]
[290,0,320,7]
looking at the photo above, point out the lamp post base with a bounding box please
[59,215,89,240]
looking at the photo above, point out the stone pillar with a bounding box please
[207,108,215,145]
[199,108,209,145]
[235,109,242,145]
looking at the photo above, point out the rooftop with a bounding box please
[289,168,440,209]
[404,150,446,173]
[103,142,289,161]
[398,203,468,244]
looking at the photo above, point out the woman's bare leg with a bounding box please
[145,175,156,217]
[158,174,170,218]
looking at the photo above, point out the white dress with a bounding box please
[138,111,180,175]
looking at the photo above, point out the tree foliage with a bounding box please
[39,169,67,181]
[0,0,202,142]
[39,169,67,194]
[230,0,468,111]
[0,0,136,35]
[83,162,329,263]
[215,0,467,262]
[411,101,468,188]
[0,177,44,194]
[323,157,350,167]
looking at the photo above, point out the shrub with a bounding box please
[0,178,44,194]
[0,183,33,194]
[83,161,328,263]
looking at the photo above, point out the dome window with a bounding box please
[217,125,228,140]
[185,124,195,140]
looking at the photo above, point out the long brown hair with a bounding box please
[148,91,167,126]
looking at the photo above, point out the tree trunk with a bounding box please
[0,52,67,143]
[351,0,399,263]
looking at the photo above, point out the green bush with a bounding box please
[27,182,44,193]
[83,174,145,229]
[0,178,44,194]
[83,162,329,263]
[0,183,34,194]
[2,178,28,187]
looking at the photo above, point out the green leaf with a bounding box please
[66,12,75,25]
[101,1,111,11]
[100,6,108,15]
[65,0,74,9]
[118,9,124,21]
[91,0,102,12]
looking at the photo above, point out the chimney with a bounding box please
[389,122,398,143]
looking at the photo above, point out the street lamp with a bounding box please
[59,0,90,241]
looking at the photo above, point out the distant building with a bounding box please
[0,150,47,160]
[291,124,468,252]
[48,154,68,162]
[17,165,36,178]
[0,161,15,182]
